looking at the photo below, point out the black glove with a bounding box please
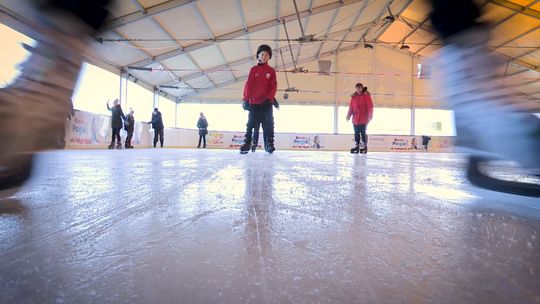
[272,98,280,109]
[242,100,249,111]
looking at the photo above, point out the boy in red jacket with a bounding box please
[240,44,278,154]
[346,83,373,154]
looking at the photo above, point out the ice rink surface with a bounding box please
[1,149,539,303]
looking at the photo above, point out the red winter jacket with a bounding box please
[243,63,277,104]
[346,92,373,125]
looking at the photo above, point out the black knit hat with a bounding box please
[256,44,272,59]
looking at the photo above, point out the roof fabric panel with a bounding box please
[196,0,244,37]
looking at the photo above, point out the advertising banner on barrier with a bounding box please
[290,134,324,150]
[66,110,151,148]
[229,133,246,149]
[66,110,452,152]
[207,131,226,148]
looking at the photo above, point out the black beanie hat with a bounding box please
[256,44,272,59]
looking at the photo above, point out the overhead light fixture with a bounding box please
[127,66,152,71]
[382,6,395,24]
[362,36,373,49]
[400,44,410,50]
[383,15,395,23]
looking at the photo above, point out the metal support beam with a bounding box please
[190,3,237,82]
[120,69,129,108]
[130,0,147,14]
[236,0,248,32]
[394,15,430,48]
[103,0,195,31]
[491,24,540,52]
[335,0,371,51]
[488,0,540,21]
[315,8,341,58]
[126,0,365,67]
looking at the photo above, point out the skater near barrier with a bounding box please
[124,108,135,149]
[428,0,540,197]
[106,99,125,149]
[240,44,277,154]
[149,108,164,148]
[346,83,373,154]
[197,112,208,149]
[421,135,431,151]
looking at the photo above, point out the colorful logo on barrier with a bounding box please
[209,132,224,146]
[292,136,311,149]
[391,138,409,150]
[70,116,92,144]
[229,134,245,148]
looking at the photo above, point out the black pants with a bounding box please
[245,103,274,145]
[353,124,367,146]
[111,127,121,144]
[198,134,206,148]
[153,129,164,147]
[125,129,133,147]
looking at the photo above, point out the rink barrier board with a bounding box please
[65,110,454,152]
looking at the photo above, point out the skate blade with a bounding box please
[0,187,21,200]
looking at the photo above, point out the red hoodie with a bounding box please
[346,92,373,125]
[243,63,277,104]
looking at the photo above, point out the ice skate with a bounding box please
[0,155,34,200]
[251,142,257,153]
[116,143,122,150]
[350,144,360,154]
[265,143,275,154]
[0,0,110,197]
[434,26,540,198]
[240,140,251,154]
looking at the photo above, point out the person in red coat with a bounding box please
[346,83,373,154]
[240,44,278,154]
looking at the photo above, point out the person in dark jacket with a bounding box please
[421,135,432,151]
[240,44,278,154]
[346,83,373,154]
[106,99,125,149]
[196,112,209,148]
[124,108,135,149]
[149,108,164,148]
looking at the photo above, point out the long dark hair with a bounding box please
[354,83,368,94]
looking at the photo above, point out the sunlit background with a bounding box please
[0,23,460,136]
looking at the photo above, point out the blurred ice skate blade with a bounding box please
[477,160,540,184]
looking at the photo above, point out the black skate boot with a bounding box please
[251,141,258,153]
[265,140,275,154]
[116,142,122,149]
[240,138,251,154]
[108,142,115,149]
[350,144,360,154]
[360,146,368,154]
